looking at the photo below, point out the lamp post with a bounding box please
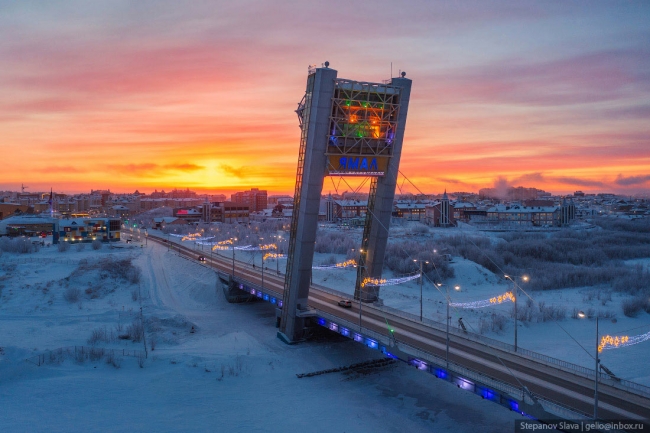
[357,248,364,331]
[413,259,429,322]
[505,274,529,352]
[261,254,265,289]
[436,283,460,368]
[144,229,148,247]
[276,235,282,275]
[578,310,599,420]
[232,237,238,277]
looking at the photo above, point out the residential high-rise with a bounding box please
[231,188,268,212]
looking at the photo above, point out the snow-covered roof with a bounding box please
[334,200,368,207]
[0,215,56,232]
[153,217,178,223]
[451,202,476,209]
[487,205,559,213]
[394,203,427,210]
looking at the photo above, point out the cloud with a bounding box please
[437,177,462,184]
[554,177,605,188]
[425,47,650,107]
[615,174,650,186]
[486,173,607,191]
[513,172,545,183]
[35,165,87,173]
[165,163,203,172]
[219,164,248,178]
[106,163,204,177]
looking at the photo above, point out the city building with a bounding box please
[231,188,268,212]
[486,205,561,227]
[0,203,30,220]
[58,218,121,243]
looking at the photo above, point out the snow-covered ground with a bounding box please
[0,239,523,432]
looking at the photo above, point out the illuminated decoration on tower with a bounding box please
[326,80,400,176]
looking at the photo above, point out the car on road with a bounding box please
[338,299,352,308]
[198,256,206,262]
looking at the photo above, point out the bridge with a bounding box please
[137,229,650,425]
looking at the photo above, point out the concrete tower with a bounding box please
[279,64,412,343]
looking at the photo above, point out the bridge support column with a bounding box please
[354,76,413,302]
[279,67,338,343]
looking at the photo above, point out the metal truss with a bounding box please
[327,79,401,158]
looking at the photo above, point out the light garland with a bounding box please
[361,273,421,287]
[263,253,286,261]
[598,331,650,352]
[312,259,357,269]
[361,277,387,287]
[450,291,515,309]
[380,274,421,286]
[237,243,277,251]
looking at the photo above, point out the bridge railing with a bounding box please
[310,282,650,399]
[315,308,591,420]
[377,300,650,398]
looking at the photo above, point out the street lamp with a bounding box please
[261,254,265,290]
[413,259,429,321]
[357,248,364,331]
[232,237,238,276]
[504,274,529,352]
[578,310,599,420]
[440,283,460,367]
[275,235,283,275]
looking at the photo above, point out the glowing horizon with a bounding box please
[1,1,649,197]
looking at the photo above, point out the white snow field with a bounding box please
[0,240,523,433]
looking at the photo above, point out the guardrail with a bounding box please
[309,285,650,399]
[315,309,591,420]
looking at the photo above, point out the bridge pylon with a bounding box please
[279,64,412,343]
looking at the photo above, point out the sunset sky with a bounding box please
[1,1,649,196]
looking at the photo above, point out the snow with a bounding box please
[0,239,522,432]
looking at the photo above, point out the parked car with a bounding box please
[338,299,352,308]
